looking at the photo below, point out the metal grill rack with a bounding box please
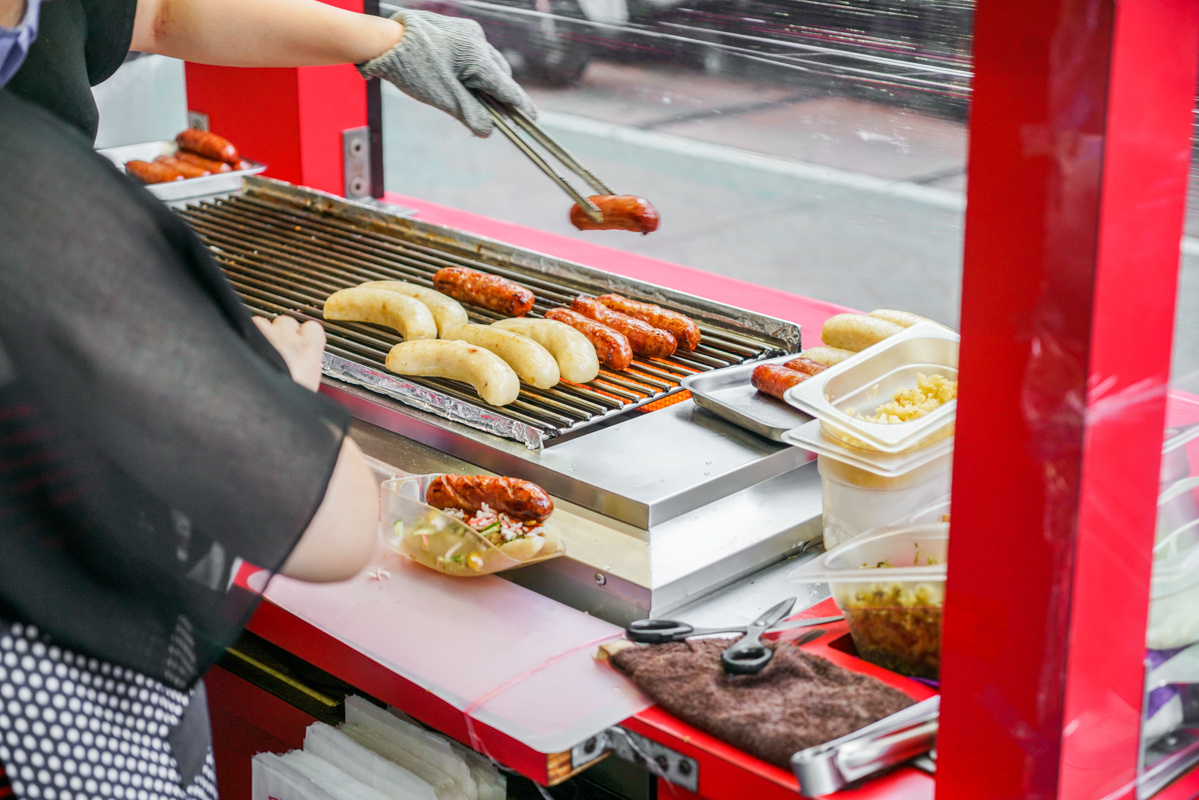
[176,181,798,448]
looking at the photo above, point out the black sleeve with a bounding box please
[0,91,351,572]
[83,0,138,86]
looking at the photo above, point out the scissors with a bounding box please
[626,598,840,674]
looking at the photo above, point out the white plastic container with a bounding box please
[791,523,948,679]
[818,453,952,550]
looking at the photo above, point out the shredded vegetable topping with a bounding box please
[441,503,546,545]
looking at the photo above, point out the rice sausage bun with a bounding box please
[490,318,600,384]
[441,323,560,389]
[358,280,469,336]
[868,309,954,332]
[324,286,438,341]
[798,346,856,366]
[385,340,520,406]
[820,313,904,352]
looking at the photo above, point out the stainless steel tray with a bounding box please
[682,355,810,442]
[96,140,266,202]
[785,322,959,454]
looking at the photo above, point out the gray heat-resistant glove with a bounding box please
[359,9,538,137]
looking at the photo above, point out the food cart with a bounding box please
[165,0,1199,797]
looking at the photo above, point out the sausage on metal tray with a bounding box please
[154,155,209,179]
[570,195,660,234]
[175,128,240,165]
[596,293,700,351]
[433,266,536,317]
[173,150,233,173]
[570,296,676,359]
[751,364,809,400]
[426,474,554,523]
[543,308,634,371]
[125,160,185,185]
[781,357,829,377]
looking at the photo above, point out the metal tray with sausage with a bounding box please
[682,354,814,442]
[96,140,266,202]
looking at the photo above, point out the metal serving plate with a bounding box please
[96,140,266,202]
[781,418,953,478]
[682,355,811,442]
[784,323,959,454]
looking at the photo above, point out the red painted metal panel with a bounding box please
[206,665,318,800]
[183,0,367,195]
[939,1,1199,798]
[297,64,368,195]
[184,65,304,184]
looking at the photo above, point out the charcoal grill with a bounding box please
[177,177,800,449]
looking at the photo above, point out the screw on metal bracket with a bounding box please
[342,126,372,199]
[595,572,607,586]
[187,111,210,132]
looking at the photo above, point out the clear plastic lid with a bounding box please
[790,523,949,586]
[782,418,954,478]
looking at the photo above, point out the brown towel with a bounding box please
[609,638,916,770]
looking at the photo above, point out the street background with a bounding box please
[91,0,1198,381]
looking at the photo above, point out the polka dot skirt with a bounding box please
[0,622,218,800]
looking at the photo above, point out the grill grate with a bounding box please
[177,191,784,445]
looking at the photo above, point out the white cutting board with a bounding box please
[253,542,651,754]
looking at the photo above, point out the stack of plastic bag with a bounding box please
[251,696,506,800]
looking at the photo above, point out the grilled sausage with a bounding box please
[172,150,233,173]
[125,160,184,184]
[751,364,809,400]
[781,357,829,377]
[596,294,700,351]
[175,128,240,165]
[570,195,660,234]
[427,474,554,523]
[544,308,634,371]
[570,296,676,359]
[432,267,536,317]
[154,155,209,179]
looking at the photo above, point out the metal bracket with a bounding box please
[187,110,210,132]
[342,126,372,199]
[570,727,699,793]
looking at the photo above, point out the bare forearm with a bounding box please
[131,0,403,67]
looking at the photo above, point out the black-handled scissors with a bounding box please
[627,598,816,675]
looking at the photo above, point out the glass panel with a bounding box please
[382,0,973,327]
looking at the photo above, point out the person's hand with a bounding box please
[252,316,326,392]
[358,9,537,137]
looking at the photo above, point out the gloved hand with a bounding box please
[359,9,538,137]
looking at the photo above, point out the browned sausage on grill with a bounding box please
[433,267,536,317]
[175,128,240,165]
[544,308,634,371]
[173,150,233,173]
[596,294,701,351]
[125,160,185,184]
[751,364,809,400]
[570,296,676,359]
[570,195,660,234]
[426,474,554,523]
[154,155,210,179]
[781,357,829,377]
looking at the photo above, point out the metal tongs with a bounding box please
[791,696,940,795]
[474,91,612,224]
